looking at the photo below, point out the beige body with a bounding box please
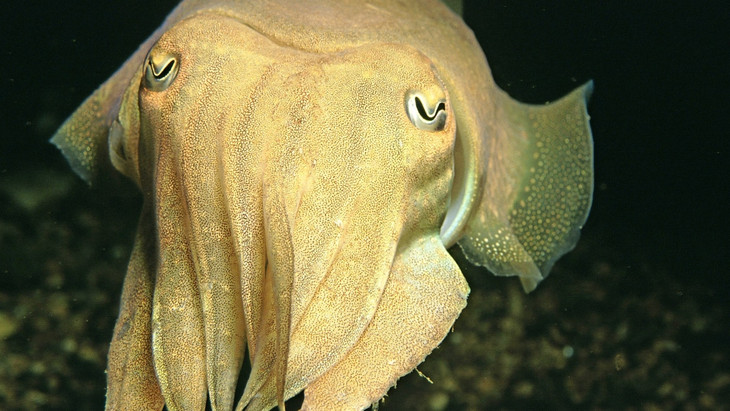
[51,1,593,410]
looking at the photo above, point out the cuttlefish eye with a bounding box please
[405,91,447,131]
[144,50,178,91]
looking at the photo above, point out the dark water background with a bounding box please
[1,0,728,409]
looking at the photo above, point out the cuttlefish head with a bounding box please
[54,14,469,410]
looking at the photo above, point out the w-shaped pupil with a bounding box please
[152,59,175,79]
[415,96,446,120]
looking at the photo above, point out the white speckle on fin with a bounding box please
[458,82,594,292]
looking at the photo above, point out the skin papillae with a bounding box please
[50,1,593,410]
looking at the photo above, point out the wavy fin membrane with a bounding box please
[459,82,593,292]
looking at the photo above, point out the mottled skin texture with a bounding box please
[50,1,593,410]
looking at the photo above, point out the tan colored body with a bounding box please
[51,1,593,410]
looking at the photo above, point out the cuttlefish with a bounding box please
[51,0,593,410]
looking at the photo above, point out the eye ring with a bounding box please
[405,91,447,131]
[144,50,178,92]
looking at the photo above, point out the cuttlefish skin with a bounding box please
[50,1,593,410]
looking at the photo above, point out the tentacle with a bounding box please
[238,70,406,409]
[178,65,247,411]
[263,185,295,410]
[301,235,469,409]
[150,143,206,411]
[105,206,164,411]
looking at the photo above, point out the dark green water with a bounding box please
[1,1,727,409]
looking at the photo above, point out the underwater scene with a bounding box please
[1,0,727,409]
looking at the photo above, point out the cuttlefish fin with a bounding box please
[49,36,155,184]
[440,0,463,16]
[48,0,209,184]
[459,82,594,292]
